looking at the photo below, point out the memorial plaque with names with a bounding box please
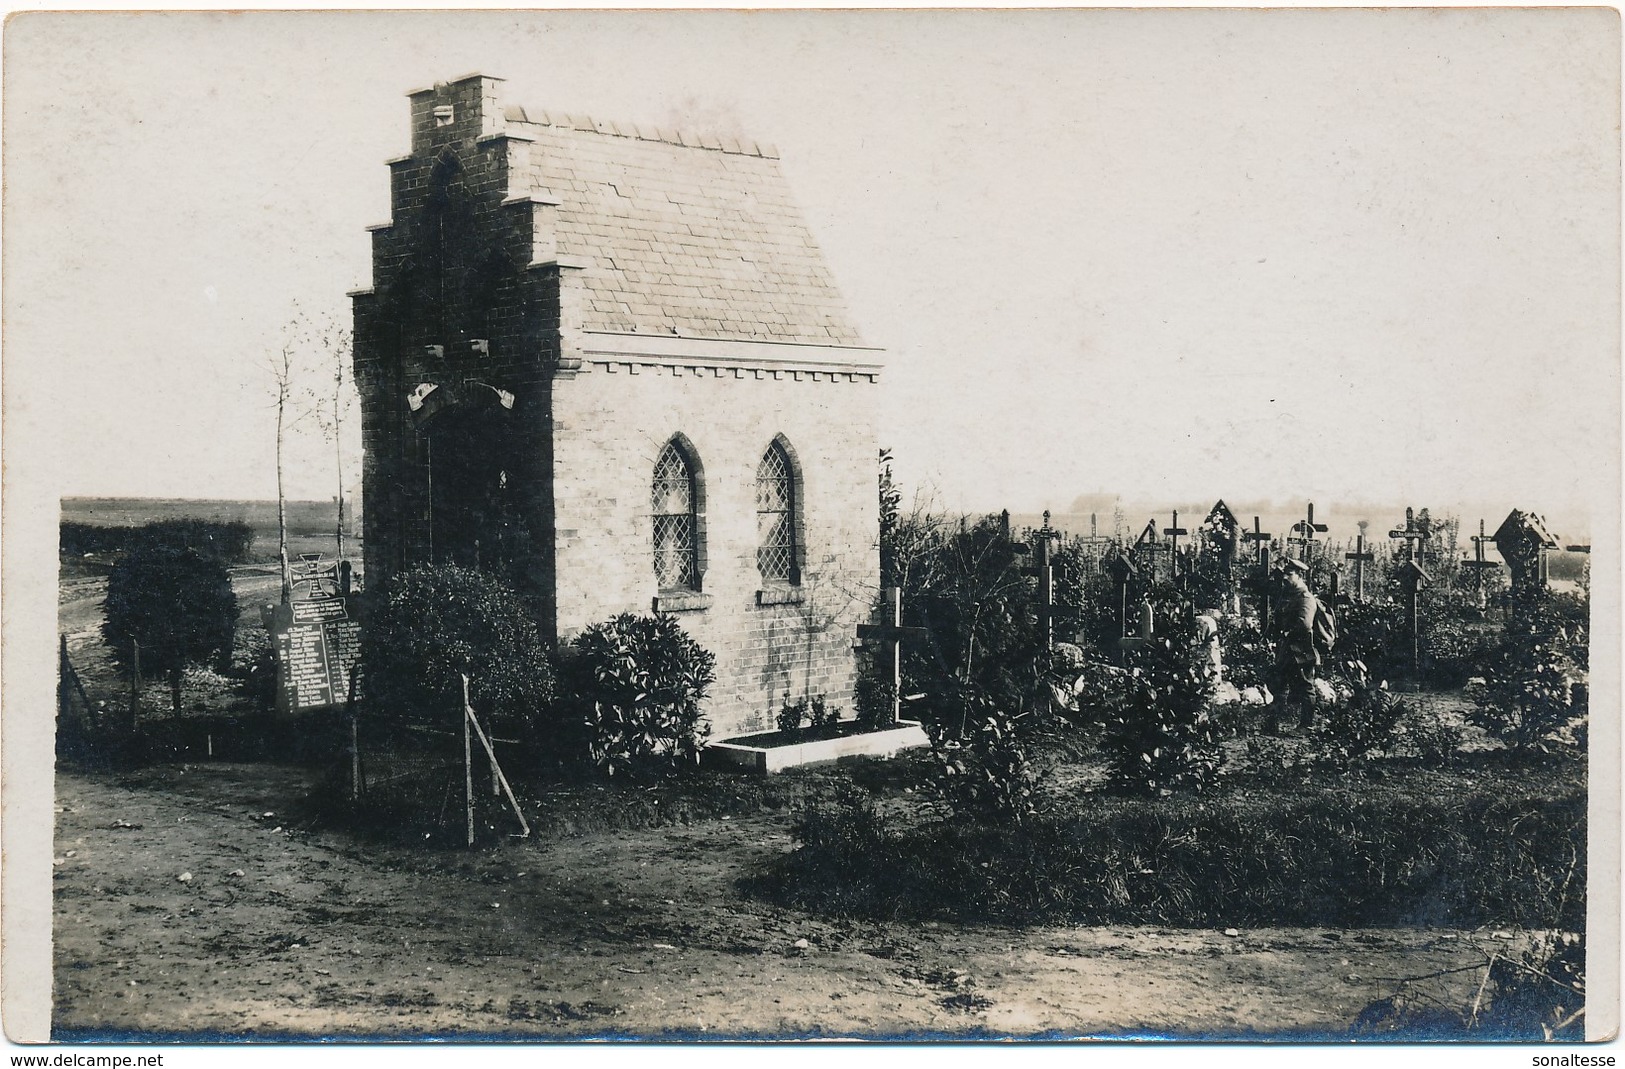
[268,557,362,714]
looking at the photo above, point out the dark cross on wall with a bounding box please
[855,587,930,727]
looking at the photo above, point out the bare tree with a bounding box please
[265,303,352,600]
[306,313,357,563]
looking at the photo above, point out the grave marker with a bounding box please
[1397,558,1431,677]
[1020,511,1060,650]
[856,586,931,726]
[1107,552,1139,640]
[1388,507,1430,563]
[1461,519,1501,597]
[1163,510,1189,579]
[1344,534,1375,603]
[1492,510,1561,595]
[1287,502,1329,562]
[1244,515,1272,565]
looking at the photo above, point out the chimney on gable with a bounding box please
[407,73,506,154]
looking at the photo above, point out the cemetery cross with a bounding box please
[1287,502,1329,563]
[1461,519,1501,597]
[855,586,931,726]
[1388,507,1429,564]
[1163,510,1189,580]
[1344,534,1375,604]
[1020,510,1059,651]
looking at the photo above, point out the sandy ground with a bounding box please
[51,562,1519,1040]
[51,759,1506,1041]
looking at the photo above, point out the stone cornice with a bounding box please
[576,330,883,380]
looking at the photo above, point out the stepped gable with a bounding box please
[503,103,863,348]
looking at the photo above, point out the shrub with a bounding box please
[361,565,554,740]
[854,667,899,730]
[1098,606,1224,796]
[564,612,716,779]
[102,545,237,715]
[1335,598,1409,683]
[927,697,1045,826]
[1401,716,1466,769]
[1311,660,1409,765]
[1353,930,1585,1040]
[1470,596,1585,753]
[808,694,839,729]
[892,514,1048,729]
[777,695,807,733]
[1476,930,1586,1040]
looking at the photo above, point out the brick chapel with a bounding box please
[351,74,882,737]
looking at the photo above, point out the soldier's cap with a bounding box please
[1280,557,1310,575]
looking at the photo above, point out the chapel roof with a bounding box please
[504,104,865,348]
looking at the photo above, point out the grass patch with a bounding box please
[757,760,1584,930]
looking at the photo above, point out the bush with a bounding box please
[809,694,839,729]
[1470,595,1585,753]
[927,697,1045,826]
[102,545,237,715]
[777,695,807,733]
[1312,661,1409,765]
[1098,605,1223,796]
[892,514,1048,729]
[853,670,898,730]
[361,565,554,740]
[563,612,716,780]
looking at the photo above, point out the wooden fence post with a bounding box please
[461,673,474,848]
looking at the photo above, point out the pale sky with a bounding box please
[4,9,1619,535]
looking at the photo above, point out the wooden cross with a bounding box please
[1396,559,1431,678]
[1020,511,1060,650]
[1244,516,1272,566]
[1106,553,1139,640]
[1133,519,1169,581]
[1287,502,1329,563]
[1344,533,1375,604]
[1461,518,1501,595]
[1388,507,1429,563]
[1075,512,1113,572]
[1163,510,1189,579]
[856,586,931,726]
[1241,544,1274,633]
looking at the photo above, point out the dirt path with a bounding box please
[53,762,1502,1040]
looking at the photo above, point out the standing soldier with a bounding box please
[1270,557,1335,734]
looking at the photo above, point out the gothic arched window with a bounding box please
[652,439,701,591]
[756,439,800,584]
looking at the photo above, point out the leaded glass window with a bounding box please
[652,442,697,590]
[756,442,798,582]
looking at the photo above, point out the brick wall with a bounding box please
[552,362,879,737]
